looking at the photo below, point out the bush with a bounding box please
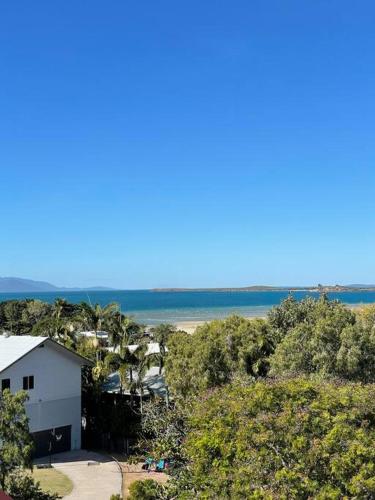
[5,471,58,500]
[128,479,163,500]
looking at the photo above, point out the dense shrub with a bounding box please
[5,472,58,500]
[128,479,163,500]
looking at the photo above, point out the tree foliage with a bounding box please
[4,294,375,499]
[269,296,375,381]
[0,390,33,490]
[5,471,58,500]
[183,378,375,499]
[165,316,275,399]
[150,324,176,374]
[128,479,164,500]
[137,399,188,466]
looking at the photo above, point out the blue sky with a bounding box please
[1,1,375,288]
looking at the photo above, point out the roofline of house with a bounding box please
[0,337,93,374]
[47,338,94,367]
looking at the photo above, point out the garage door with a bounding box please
[32,425,71,458]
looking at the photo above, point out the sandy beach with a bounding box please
[174,315,266,334]
[172,303,373,334]
[174,320,207,334]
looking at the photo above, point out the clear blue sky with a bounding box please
[1,1,375,289]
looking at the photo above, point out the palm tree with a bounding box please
[150,323,176,374]
[92,359,110,383]
[52,298,68,321]
[104,343,133,395]
[129,344,150,414]
[78,302,119,336]
[103,343,150,412]
[77,302,118,361]
[50,298,69,340]
[107,314,143,350]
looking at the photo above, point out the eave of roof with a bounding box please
[0,336,93,374]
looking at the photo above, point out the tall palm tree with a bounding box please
[150,323,176,374]
[77,302,118,361]
[92,359,110,384]
[52,298,68,320]
[51,298,69,340]
[104,347,132,395]
[128,344,150,414]
[107,314,143,350]
[78,302,119,336]
[104,343,150,412]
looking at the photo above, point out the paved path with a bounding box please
[35,450,122,500]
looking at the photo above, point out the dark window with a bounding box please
[23,375,34,390]
[1,378,10,391]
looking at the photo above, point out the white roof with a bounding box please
[0,335,93,373]
[78,331,109,339]
[106,343,163,355]
[0,335,47,373]
[127,342,165,356]
[104,366,167,396]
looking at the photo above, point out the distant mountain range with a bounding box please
[0,277,114,293]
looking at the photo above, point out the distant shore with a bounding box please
[153,285,375,293]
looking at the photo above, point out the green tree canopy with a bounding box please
[165,316,276,399]
[269,296,374,381]
[0,390,33,490]
[183,378,375,499]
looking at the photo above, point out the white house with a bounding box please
[0,335,92,458]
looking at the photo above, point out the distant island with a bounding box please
[2,277,375,294]
[152,284,375,293]
[0,277,114,293]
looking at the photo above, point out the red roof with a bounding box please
[0,491,13,500]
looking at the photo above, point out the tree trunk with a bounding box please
[140,390,143,414]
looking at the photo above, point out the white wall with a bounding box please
[26,397,82,450]
[1,341,83,450]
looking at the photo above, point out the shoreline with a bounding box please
[172,303,372,334]
[174,316,265,334]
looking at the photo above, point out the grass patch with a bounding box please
[32,467,73,497]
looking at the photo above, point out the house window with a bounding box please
[1,378,10,392]
[23,375,34,390]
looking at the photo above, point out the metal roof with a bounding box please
[0,335,93,373]
[127,342,166,356]
[103,366,167,397]
[0,335,47,373]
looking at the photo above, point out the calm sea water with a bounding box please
[0,290,375,325]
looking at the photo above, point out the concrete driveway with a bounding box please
[35,450,122,500]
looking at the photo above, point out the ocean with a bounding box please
[0,289,375,325]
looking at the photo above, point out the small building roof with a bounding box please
[104,366,167,397]
[78,330,109,339]
[0,335,93,374]
[106,342,166,356]
[127,342,166,356]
